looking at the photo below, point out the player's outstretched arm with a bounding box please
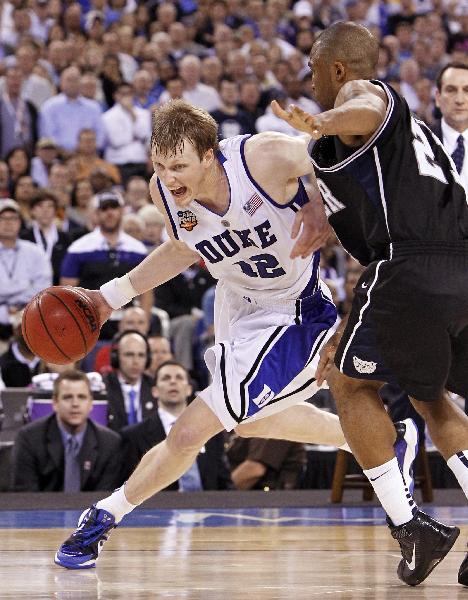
[271,80,387,139]
[81,239,199,326]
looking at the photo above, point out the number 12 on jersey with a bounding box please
[234,253,286,278]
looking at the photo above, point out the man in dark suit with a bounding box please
[20,189,74,285]
[103,330,156,431]
[119,360,231,490]
[432,62,468,194]
[11,369,121,492]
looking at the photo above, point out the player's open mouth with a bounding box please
[171,186,187,198]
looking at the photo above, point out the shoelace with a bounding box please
[65,531,111,552]
[65,512,113,550]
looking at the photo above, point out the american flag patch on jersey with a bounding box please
[243,193,263,216]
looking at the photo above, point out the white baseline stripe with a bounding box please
[338,260,385,373]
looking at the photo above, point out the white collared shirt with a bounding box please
[102,103,151,164]
[0,239,52,324]
[157,406,177,435]
[441,119,468,195]
[32,221,59,260]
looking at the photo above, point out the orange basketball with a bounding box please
[22,286,101,364]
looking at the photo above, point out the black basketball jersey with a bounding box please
[310,80,468,265]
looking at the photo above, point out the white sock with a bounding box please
[339,442,352,453]
[447,451,468,498]
[95,485,138,524]
[363,457,417,526]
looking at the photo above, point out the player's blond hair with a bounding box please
[151,100,219,160]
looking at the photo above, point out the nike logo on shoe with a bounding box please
[369,469,391,481]
[406,543,416,571]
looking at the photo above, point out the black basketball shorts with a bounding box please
[335,243,468,401]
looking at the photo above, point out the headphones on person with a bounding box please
[110,329,152,370]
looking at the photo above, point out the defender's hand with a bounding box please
[316,332,341,387]
[290,200,332,259]
[271,101,325,139]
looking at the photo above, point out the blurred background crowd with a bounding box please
[0,0,466,495]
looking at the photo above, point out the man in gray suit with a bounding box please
[11,369,121,492]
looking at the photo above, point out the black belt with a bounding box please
[390,240,468,258]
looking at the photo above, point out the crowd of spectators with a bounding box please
[0,0,466,493]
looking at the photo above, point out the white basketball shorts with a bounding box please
[198,281,337,431]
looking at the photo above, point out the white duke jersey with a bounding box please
[157,134,321,311]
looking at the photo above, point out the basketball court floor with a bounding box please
[0,505,467,599]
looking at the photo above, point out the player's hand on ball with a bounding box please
[75,288,113,327]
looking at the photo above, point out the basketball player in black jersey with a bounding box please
[273,21,468,587]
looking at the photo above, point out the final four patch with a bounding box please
[177,210,198,231]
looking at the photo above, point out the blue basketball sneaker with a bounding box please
[54,506,116,569]
[394,418,419,496]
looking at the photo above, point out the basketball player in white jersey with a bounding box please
[55,100,417,570]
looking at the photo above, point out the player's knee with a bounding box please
[410,394,447,421]
[166,423,204,455]
[329,367,380,408]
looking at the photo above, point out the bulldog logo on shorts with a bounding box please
[178,210,198,231]
[353,355,377,374]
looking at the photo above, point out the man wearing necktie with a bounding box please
[119,361,231,490]
[104,330,156,431]
[434,62,468,195]
[11,369,121,491]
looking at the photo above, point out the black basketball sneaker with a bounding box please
[458,546,468,586]
[390,510,460,586]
